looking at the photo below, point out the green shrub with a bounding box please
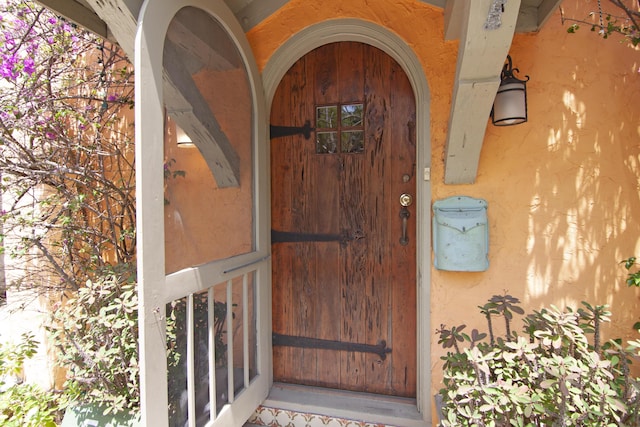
[48,266,139,415]
[0,333,62,426]
[437,295,640,426]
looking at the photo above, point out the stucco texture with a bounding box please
[246,0,640,420]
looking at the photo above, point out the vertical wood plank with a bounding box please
[338,42,364,103]
[337,42,367,392]
[340,151,367,391]
[314,43,339,104]
[389,58,417,397]
[271,55,307,384]
[289,50,317,385]
[270,60,291,380]
[362,45,392,395]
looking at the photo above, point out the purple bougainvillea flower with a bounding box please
[0,54,18,79]
[0,63,13,79]
[3,31,16,49]
[23,56,34,75]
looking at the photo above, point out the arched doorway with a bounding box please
[263,20,432,423]
[270,41,417,397]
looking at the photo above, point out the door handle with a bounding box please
[399,193,412,246]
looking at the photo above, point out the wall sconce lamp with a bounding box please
[491,55,529,126]
[176,124,195,147]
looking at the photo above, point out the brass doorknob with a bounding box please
[400,193,413,207]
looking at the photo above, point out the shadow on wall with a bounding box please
[523,15,639,340]
[432,1,640,380]
[487,0,640,342]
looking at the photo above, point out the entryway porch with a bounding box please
[245,383,425,427]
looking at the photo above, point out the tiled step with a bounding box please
[247,406,396,427]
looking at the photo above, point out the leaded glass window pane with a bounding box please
[316,106,338,129]
[341,104,363,127]
[341,130,364,153]
[317,131,338,154]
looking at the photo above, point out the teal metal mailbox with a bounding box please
[433,196,488,272]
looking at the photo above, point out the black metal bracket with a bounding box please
[273,333,392,360]
[270,120,314,140]
[271,229,365,246]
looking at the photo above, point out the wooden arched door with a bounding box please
[271,42,417,397]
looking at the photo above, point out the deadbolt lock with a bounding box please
[400,193,413,207]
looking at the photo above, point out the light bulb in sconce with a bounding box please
[176,124,195,147]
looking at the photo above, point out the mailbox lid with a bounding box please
[434,209,485,233]
[433,195,487,212]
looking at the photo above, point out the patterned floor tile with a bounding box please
[247,406,396,427]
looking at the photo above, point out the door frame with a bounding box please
[263,19,432,424]
[135,0,270,426]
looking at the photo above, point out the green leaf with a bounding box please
[540,379,555,389]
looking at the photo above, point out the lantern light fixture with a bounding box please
[491,55,529,126]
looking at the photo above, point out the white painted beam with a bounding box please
[444,79,499,183]
[83,0,142,59]
[36,0,109,39]
[443,0,521,184]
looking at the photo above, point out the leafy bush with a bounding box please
[0,0,135,294]
[0,0,139,418]
[437,295,640,426]
[0,333,62,426]
[623,257,640,288]
[48,266,139,415]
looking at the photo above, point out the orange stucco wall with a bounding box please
[245,0,640,418]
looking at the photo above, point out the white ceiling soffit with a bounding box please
[35,0,289,59]
[35,0,562,185]
[35,0,562,58]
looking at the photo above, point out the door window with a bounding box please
[315,103,364,154]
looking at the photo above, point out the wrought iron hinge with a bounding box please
[270,120,314,140]
[273,333,392,360]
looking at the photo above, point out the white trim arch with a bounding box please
[262,19,432,424]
